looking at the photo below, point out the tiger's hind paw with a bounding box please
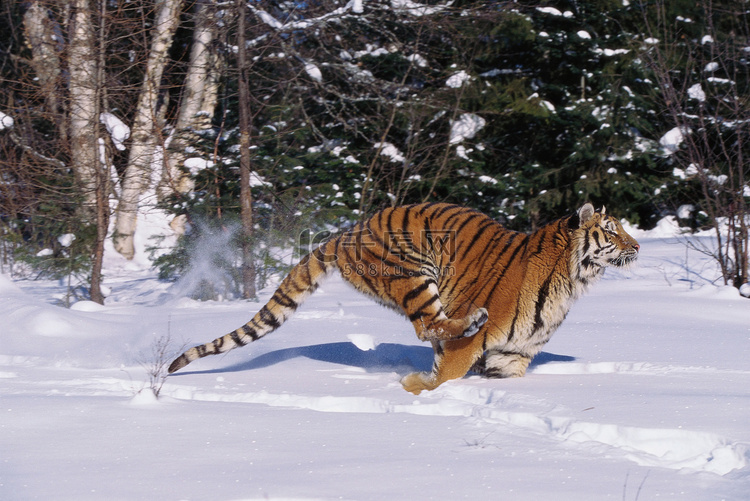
[462,307,488,338]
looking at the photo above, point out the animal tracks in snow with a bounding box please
[158,381,746,476]
[154,357,749,477]
[3,352,747,478]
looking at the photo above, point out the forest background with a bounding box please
[0,0,748,303]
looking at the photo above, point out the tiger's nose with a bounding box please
[633,243,640,252]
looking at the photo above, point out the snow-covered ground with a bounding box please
[2,222,750,500]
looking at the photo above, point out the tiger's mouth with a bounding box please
[608,250,638,267]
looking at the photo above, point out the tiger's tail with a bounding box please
[167,239,338,374]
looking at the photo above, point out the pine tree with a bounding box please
[443,0,673,228]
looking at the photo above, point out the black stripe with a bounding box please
[429,306,445,322]
[473,225,506,265]
[401,205,413,239]
[402,279,435,307]
[212,337,224,352]
[297,254,314,287]
[375,227,429,267]
[553,221,570,247]
[457,220,495,262]
[365,249,407,273]
[452,213,482,236]
[422,215,432,255]
[442,230,517,304]
[241,324,259,341]
[582,230,592,255]
[592,229,601,248]
[494,349,531,358]
[532,229,548,256]
[490,233,527,272]
[435,204,459,220]
[385,207,396,240]
[272,289,299,310]
[360,221,391,261]
[334,233,341,257]
[287,279,308,296]
[443,207,471,228]
[479,235,529,304]
[168,354,188,373]
[441,232,516,300]
[506,304,521,343]
[311,246,327,263]
[372,211,385,244]
[414,293,440,315]
[374,212,422,266]
[232,329,249,345]
[533,276,553,333]
[258,306,281,329]
[417,202,438,216]
[532,245,571,332]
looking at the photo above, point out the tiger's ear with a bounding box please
[569,203,594,230]
[578,203,595,224]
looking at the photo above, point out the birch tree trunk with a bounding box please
[68,0,100,217]
[161,0,219,207]
[24,0,110,301]
[22,0,66,142]
[113,0,183,259]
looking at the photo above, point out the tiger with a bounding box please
[168,202,639,394]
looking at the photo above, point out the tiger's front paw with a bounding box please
[462,307,488,338]
[401,372,436,394]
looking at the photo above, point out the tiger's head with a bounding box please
[570,203,640,276]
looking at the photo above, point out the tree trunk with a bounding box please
[89,0,111,305]
[68,0,99,217]
[113,0,183,259]
[237,0,256,299]
[90,164,109,304]
[161,0,219,203]
[22,0,66,142]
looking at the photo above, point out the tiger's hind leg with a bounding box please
[401,334,485,395]
[342,269,487,342]
[471,349,532,379]
[401,278,488,342]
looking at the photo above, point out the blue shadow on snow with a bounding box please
[174,342,575,377]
